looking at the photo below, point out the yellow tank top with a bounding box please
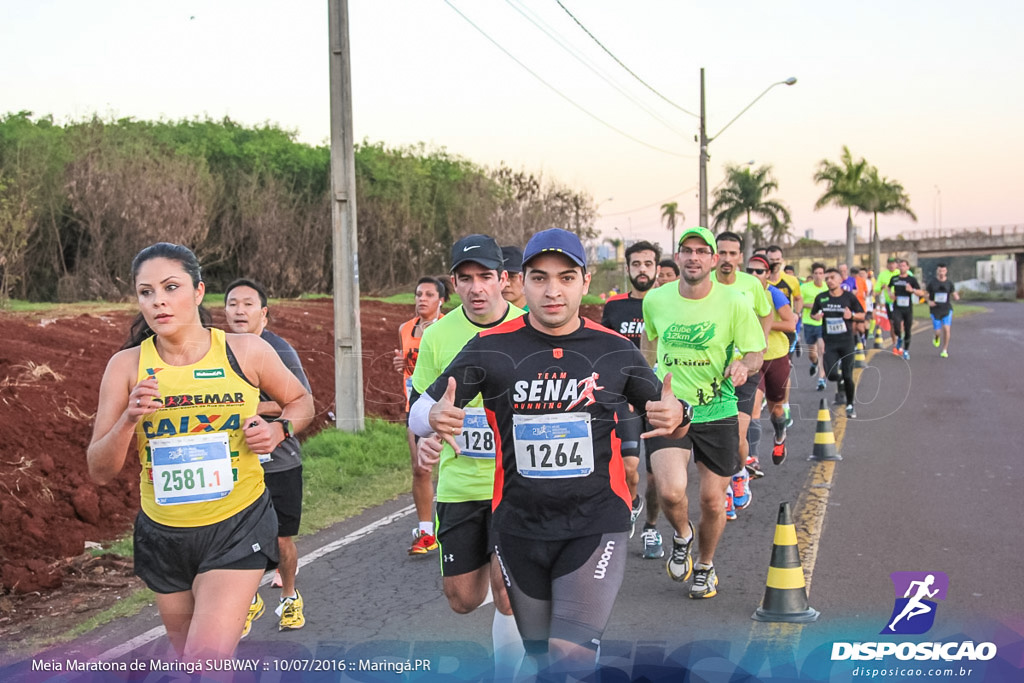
[136,328,263,526]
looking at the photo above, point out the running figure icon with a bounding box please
[889,574,939,630]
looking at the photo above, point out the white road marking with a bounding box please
[95,503,417,661]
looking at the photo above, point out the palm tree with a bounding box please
[661,202,682,251]
[813,146,868,267]
[710,163,791,258]
[858,166,917,271]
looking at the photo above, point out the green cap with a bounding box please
[677,226,717,255]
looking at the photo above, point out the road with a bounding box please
[5,303,1022,682]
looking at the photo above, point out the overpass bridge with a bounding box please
[785,224,1024,297]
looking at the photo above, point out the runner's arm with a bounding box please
[87,349,157,485]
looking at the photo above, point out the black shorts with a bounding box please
[646,417,742,478]
[735,371,762,416]
[435,500,493,577]
[265,466,303,537]
[133,490,279,594]
[493,530,627,653]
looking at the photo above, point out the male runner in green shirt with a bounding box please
[799,262,829,391]
[642,227,765,599]
[409,234,524,676]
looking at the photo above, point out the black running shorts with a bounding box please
[265,465,303,537]
[133,490,279,594]
[735,370,762,416]
[435,500,493,577]
[493,530,627,653]
[646,417,742,478]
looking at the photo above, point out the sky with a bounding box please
[3,0,1022,255]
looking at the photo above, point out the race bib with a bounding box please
[151,432,234,506]
[513,413,594,479]
[458,407,496,458]
[826,317,847,335]
[896,295,910,307]
[934,292,948,304]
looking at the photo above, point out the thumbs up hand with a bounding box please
[428,376,465,454]
[642,373,692,439]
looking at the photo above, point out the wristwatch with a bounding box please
[275,418,294,439]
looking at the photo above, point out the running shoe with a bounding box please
[278,590,305,631]
[834,390,845,405]
[846,404,856,419]
[241,593,264,638]
[892,346,901,356]
[902,350,910,360]
[940,350,949,358]
[808,362,818,377]
[730,470,751,509]
[408,530,439,555]
[688,564,719,599]
[745,456,765,479]
[630,496,644,539]
[933,335,941,348]
[772,440,787,466]
[666,522,695,582]
[641,527,665,559]
[725,488,737,521]
[816,378,827,391]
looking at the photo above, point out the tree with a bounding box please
[858,166,916,272]
[813,146,868,268]
[710,163,791,258]
[660,202,681,251]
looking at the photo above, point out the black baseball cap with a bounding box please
[450,234,504,272]
[501,246,524,274]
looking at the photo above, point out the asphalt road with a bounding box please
[6,303,1022,682]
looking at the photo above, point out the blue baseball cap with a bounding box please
[522,228,586,269]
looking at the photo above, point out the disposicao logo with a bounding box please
[830,570,998,663]
[882,570,948,635]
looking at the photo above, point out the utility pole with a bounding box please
[698,68,709,228]
[328,0,364,431]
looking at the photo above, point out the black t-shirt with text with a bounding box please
[425,315,665,540]
[811,290,863,343]
[600,293,645,349]
[888,274,921,309]
[926,279,956,318]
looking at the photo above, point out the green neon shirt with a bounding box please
[800,281,828,326]
[643,280,765,423]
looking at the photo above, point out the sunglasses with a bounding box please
[746,267,767,275]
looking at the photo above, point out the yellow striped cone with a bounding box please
[807,398,842,461]
[873,325,884,348]
[752,502,820,623]
[854,340,867,368]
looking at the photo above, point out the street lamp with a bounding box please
[698,70,797,228]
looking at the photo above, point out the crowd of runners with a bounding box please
[86,232,959,678]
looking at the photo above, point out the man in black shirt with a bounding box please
[410,229,689,679]
[926,263,959,358]
[884,259,926,360]
[811,268,864,418]
[601,240,664,558]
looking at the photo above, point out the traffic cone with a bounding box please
[873,325,884,348]
[854,340,867,368]
[752,502,820,623]
[808,398,841,461]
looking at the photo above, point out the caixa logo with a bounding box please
[881,571,948,635]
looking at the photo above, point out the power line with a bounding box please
[442,0,691,159]
[555,0,699,119]
[505,0,690,140]
[601,187,697,217]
